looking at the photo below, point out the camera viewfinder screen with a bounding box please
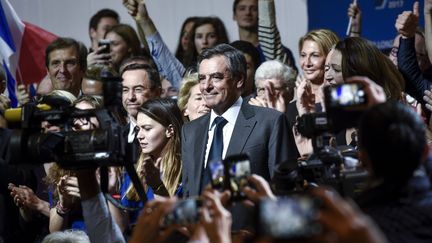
[228,159,251,196]
[329,83,366,107]
[209,160,224,189]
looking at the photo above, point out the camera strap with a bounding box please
[124,162,148,204]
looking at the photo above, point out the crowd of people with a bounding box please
[1,0,432,242]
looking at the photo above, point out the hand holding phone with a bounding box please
[98,39,111,55]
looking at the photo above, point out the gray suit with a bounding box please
[181,101,291,198]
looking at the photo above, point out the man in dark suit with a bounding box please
[121,63,161,143]
[181,44,291,198]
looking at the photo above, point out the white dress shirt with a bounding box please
[204,97,242,168]
[127,120,137,143]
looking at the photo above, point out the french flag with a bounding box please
[0,0,57,107]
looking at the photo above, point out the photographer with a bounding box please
[356,101,432,242]
[6,90,77,241]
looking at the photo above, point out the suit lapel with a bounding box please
[193,115,210,194]
[226,103,256,155]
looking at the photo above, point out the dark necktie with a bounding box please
[200,116,228,191]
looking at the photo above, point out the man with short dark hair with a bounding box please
[182,43,290,196]
[232,0,296,70]
[121,63,161,142]
[357,101,432,242]
[181,44,290,230]
[45,38,87,97]
[87,9,119,67]
[88,9,120,52]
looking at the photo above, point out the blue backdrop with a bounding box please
[308,0,424,50]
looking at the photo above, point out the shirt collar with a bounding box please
[208,97,243,130]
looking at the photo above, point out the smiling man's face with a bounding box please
[47,46,83,96]
[198,55,243,115]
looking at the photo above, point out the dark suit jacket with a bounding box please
[181,101,291,198]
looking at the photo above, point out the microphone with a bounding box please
[4,104,52,123]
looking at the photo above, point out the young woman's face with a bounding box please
[184,84,210,121]
[324,49,343,86]
[194,23,218,54]
[300,40,326,85]
[181,21,195,52]
[73,100,99,131]
[106,31,130,66]
[136,112,169,158]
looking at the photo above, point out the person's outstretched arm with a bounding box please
[123,0,185,89]
[77,170,125,243]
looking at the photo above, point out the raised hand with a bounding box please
[0,94,10,112]
[426,0,432,14]
[87,45,111,66]
[312,187,388,243]
[8,183,51,220]
[348,1,362,36]
[200,190,232,243]
[345,76,386,107]
[296,78,315,116]
[241,174,276,208]
[16,84,30,105]
[123,0,147,21]
[395,1,419,38]
[57,175,80,209]
[129,197,179,243]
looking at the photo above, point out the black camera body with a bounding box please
[6,69,131,169]
[287,82,369,197]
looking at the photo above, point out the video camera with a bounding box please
[3,68,150,204]
[283,82,369,197]
[4,68,131,169]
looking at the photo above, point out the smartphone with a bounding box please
[163,198,202,226]
[98,39,111,55]
[256,196,321,240]
[208,160,225,190]
[225,154,251,200]
[324,83,367,109]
